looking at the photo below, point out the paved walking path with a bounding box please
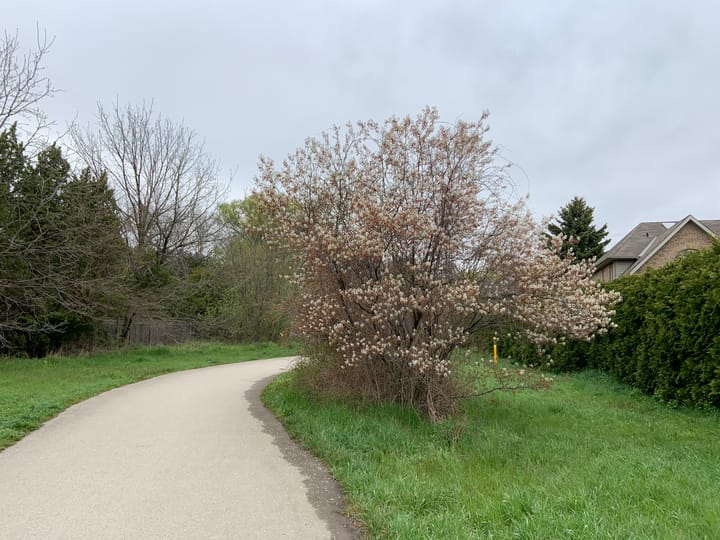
[0,357,358,539]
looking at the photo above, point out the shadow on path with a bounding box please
[246,371,363,540]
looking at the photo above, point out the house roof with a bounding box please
[595,215,718,274]
[701,220,720,235]
[596,222,667,265]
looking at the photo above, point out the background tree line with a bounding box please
[1,29,289,356]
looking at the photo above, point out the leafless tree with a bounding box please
[70,101,226,264]
[0,27,57,147]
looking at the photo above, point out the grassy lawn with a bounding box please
[0,341,298,451]
[263,358,720,539]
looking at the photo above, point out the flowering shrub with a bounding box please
[256,108,619,420]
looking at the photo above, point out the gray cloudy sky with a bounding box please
[6,0,719,245]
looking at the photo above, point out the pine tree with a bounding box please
[547,197,610,262]
[0,126,127,354]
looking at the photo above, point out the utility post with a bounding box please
[493,335,498,366]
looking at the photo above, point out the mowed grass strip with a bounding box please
[263,361,720,539]
[0,342,298,451]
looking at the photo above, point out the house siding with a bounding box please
[593,259,634,281]
[615,260,633,276]
[634,221,713,274]
[593,264,614,281]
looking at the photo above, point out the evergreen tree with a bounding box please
[0,126,127,354]
[547,197,610,262]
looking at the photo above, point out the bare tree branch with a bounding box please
[0,25,57,148]
[70,101,227,263]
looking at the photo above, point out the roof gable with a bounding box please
[628,215,717,275]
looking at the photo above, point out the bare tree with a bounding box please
[0,27,57,146]
[70,101,226,264]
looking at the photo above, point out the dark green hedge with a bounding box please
[506,243,720,408]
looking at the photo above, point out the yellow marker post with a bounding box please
[493,335,498,365]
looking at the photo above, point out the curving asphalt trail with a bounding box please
[0,357,358,539]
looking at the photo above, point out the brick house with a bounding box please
[592,215,720,282]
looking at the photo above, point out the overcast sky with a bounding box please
[5,0,719,245]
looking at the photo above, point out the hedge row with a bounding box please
[508,243,720,408]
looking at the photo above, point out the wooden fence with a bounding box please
[103,319,197,347]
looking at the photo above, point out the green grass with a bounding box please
[0,341,298,451]
[263,361,720,539]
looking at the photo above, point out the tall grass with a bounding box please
[263,360,720,538]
